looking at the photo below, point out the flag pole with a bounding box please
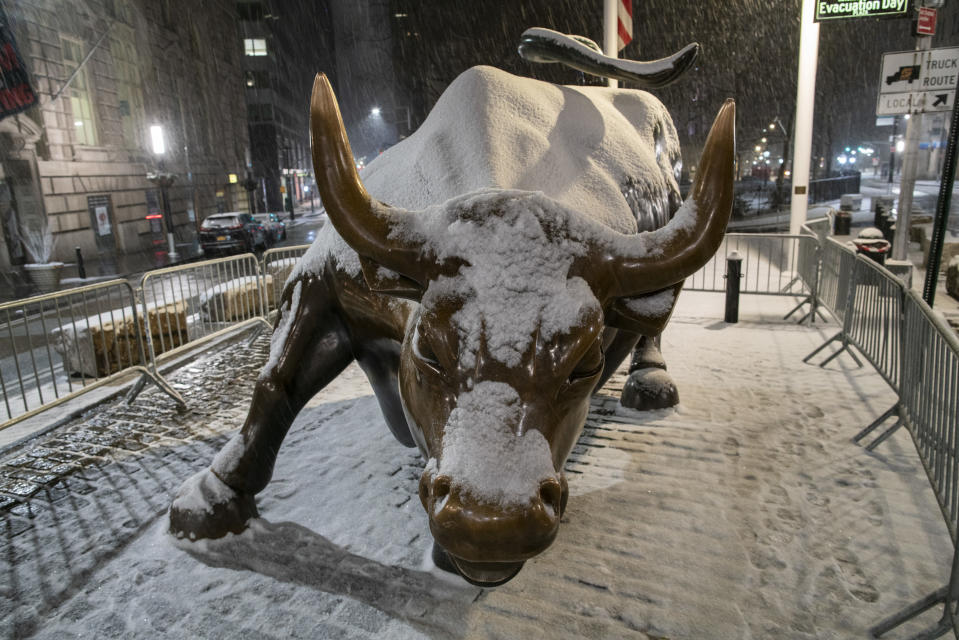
[603,0,619,89]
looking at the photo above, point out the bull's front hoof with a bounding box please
[168,468,258,541]
[620,367,679,411]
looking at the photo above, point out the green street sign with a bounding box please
[815,0,909,21]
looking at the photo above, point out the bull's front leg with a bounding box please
[619,334,679,411]
[169,274,355,540]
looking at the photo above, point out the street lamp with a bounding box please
[146,125,179,261]
[280,144,295,221]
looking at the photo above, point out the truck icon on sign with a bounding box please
[887,65,921,84]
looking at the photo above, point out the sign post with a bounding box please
[922,69,959,306]
[876,46,959,261]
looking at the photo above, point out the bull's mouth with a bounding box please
[449,554,525,587]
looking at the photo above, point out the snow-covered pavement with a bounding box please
[0,292,951,638]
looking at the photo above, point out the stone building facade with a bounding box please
[0,0,250,269]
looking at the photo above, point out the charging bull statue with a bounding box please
[170,34,734,587]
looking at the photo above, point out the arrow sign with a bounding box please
[934,94,948,106]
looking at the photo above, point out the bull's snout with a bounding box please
[418,471,567,567]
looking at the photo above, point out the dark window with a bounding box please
[236,2,265,21]
[247,103,273,122]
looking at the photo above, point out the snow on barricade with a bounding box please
[199,275,274,323]
[50,301,189,377]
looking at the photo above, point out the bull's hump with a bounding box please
[361,65,678,236]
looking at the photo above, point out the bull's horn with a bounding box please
[310,73,425,281]
[606,99,735,298]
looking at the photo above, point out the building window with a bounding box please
[247,103,273,122]
[60,37,98,146]
[244,70,269,88]
[236,2,265,21]
[111,28,145,148]
[243,38,267,56]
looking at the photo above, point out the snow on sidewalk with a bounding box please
[2,292,953,639]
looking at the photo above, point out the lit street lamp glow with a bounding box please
[150,125,166,155]
[371,107,381,116]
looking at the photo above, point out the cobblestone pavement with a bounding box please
[0,310,952,639]
[0,334,269,638]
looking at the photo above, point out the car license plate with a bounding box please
[216,235,226,241]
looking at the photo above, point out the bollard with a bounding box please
[75,246,86,279]
[724,251,743,323]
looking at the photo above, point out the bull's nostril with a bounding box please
[433,475,451,499]
[539,479,562,516]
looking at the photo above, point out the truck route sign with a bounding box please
[815,0,909,21]
[877,47,959,116]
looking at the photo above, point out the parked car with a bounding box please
[199,212,268,256]
[253,212,287,243]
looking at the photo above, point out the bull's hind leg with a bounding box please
[620,334,680,411]
[169,274,354,540]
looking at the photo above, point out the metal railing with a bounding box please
[870,289,959,638]
[261,245,309,313]
[814,237,857,324]
[685,233,820,323]
[797,231,959,637]
[0,250,306,432]
[686,233,814,294]
[0,280,182,426]
[808,172,860,204]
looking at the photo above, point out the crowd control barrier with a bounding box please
[685,233,820,322]
[0,280,183,427]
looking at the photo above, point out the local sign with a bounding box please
[815,0,909,21]
[917,7,937,36]
[877,47,959,116]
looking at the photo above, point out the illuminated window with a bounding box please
[61,36,98,146]
[243,38,267,56]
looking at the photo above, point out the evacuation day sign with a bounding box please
[815,0,909,21]
[0,6,37,121]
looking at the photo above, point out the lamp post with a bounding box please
[280,144,295,221]
[146,124,179,261]
[241,173,258,215]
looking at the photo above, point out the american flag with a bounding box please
[617,0,633,51]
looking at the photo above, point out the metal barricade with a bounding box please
[135,254,272,376]
[261,245,309,313]
[871,289,959,638]
[686,233,809,294]
[814,237,857,324]
[0,280,182,431]
[845,257,905,390]
[686,234,818,323]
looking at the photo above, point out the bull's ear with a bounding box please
[359,256,426,301]
[606,282,684,335]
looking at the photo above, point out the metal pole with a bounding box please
[161,182,178,261]
[922,68,959,306]
[74,247,85,279]
[893,36,932,262]
[789,0,820,236]
[725,252,743,323]
[889,116,898,185]
[603,0,618,89]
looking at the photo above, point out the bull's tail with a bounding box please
[517,27,699,89]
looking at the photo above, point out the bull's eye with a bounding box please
[413,329,443,374]
[568,348,604,382]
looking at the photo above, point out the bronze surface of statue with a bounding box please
[170,50,735,587]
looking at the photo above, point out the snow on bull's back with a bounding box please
[361,65,681,234]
